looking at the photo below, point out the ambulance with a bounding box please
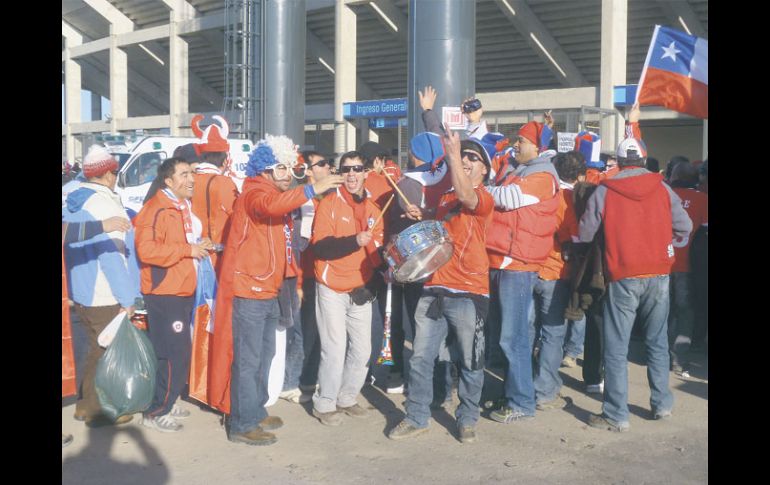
[62,135,254,215]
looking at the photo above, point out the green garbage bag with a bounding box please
[95,315,157,420]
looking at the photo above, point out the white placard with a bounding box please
[557,132,578,153]
[442,107,467,131]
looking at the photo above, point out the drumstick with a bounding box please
[382,170,422,221]
[382,169,412,209]
[371,194,395,230]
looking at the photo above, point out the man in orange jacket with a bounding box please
[135,157,216,433]
[311,151,384,426]
[208,135,342,446]
[190,115,239,273]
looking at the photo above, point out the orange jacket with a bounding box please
[312,189,384,293]
[191,172,238,271]
[364,171,394,210]
[538,187,579,281]
[225,176,309,300]
[134,192,197,296]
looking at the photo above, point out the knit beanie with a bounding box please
[82,145,118,179]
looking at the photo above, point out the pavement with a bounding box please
[62,328,707,485]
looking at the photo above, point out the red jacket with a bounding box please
[486,170,560,268]
[602,173,675,281]
[134,192,197,296]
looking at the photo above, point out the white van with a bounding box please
[62,136,254,215]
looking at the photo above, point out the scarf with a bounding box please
[162,188,195,243]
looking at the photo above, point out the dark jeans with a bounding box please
[73,303,121,419]
[299,279,320,388]
[144,294,194,418]
[230,297,279,434]
[582,295,605,386]
[280,278,303,391]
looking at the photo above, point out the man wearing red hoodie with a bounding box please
[578,137,692,432]
[207,135,342,446]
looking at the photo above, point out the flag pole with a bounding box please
[635,24,661,105]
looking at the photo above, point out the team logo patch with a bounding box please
[172,321,184,333]
[367,217,375,228]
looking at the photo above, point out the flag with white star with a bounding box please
[637,25,708,119]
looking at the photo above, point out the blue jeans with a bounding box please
[564,316,586,358]
[280,278,303,391]
[532,278,570,403]
[405,295,485,429]
[491,269,537,416]
[603,276,674,424]
[230,297,279,434]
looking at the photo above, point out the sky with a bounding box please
[62,84,111,123]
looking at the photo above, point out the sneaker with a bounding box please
[586,381,604,395]
[489,406,534,424]
[337,404,369,418]
[279,388,303,404]
[561,356,577,368]
[73,409,88,422]
[671,361,684,374]
[62,433,74,448]
[312,408,343,426]
[142,413,183,433]
[259,415,284,431]
[587,413,629,432]
[229,427,277,446]
[387,420,429,441]
[386,374,405,394]
[458,425,477,444]
[86,414,133,428]
[679,370,691,379]
[536,395,571,411]
[653,409,673,420]
[169,404,191,419]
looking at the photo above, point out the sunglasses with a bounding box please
[339,165,365,174]
[311,159,331,168]
[462,151,483,163]
[110,169,120,175]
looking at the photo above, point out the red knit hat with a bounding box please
[518,121,544,150]
[191,114,230,153]
[82,145,118,178]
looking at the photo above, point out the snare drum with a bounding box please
[385,220,453,283]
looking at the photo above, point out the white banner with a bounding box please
[442,107,467,131]
[557,132,577,153]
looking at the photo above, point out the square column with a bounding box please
[600,0,627,151]
[334,0,356,157]
[169,18,189,136]
[109,25,128,134]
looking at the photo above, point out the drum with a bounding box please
[385,220,453,283]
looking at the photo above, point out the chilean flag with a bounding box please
[637,25,708,119]
[188,256,217,405]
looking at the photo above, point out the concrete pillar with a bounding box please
[600,0,627,151]
[91,92,102,122]
[407,0,475,140]
[702,119,708,160]
[265,0,306,144]
[169,17,189,136]
[334,0,356,158]
[109,26,128,134]
[64,55,82,164]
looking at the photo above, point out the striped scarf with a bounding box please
[162,188,195,244]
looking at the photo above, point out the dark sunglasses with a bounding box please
[462,151,483,163]
[339,165,365,174]
[110,169,120,175]
[311,159,331,168]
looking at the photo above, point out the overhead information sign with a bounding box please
[343,98,407,119]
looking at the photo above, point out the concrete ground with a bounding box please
[62,324,707,485]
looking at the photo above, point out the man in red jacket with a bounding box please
[485,120,561,424]
[208,136,341,446]
[578,137,692,432]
